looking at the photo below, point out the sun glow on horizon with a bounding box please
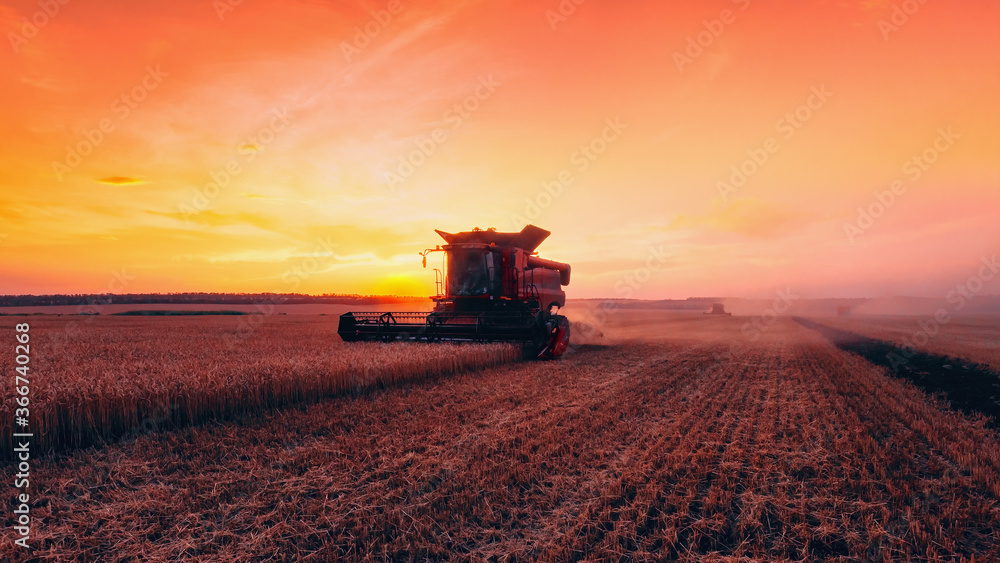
[1,0,998,299]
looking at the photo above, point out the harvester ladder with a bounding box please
[433,269,444,298]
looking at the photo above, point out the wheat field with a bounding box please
[0,315,519,457]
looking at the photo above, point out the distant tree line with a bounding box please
[0,293,422,307]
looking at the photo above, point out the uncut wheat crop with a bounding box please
[817,315,1000,373]
[0,315,520,457]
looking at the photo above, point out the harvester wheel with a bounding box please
[531,315,571,360]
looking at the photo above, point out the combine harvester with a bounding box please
[338,225,572,359]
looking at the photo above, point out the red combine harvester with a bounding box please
[337,225,572,359]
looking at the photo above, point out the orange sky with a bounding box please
[1,0,998,299]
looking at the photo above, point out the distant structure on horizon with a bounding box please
[837,306,852,317]
[705,303,732,316]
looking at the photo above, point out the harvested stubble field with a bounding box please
[793,317,1000,430]
[4,312,1000,561]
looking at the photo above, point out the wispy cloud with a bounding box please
[95,176,147,185]
[667,199,812,239]
[240,193,318,205]
[146,210,278,231]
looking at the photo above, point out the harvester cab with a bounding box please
[338,225,572,359]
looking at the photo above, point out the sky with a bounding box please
[1,0,998,300]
